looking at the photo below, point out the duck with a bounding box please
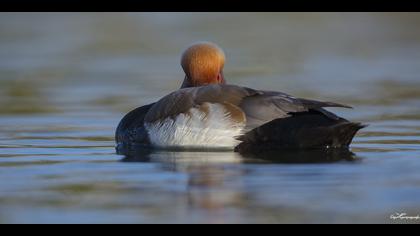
[116,42,366,154]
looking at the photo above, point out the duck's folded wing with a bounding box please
[239,90,352,129]
[143,84,259,123]
[144,85,352,129]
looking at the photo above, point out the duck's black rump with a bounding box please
[235,109,366,154]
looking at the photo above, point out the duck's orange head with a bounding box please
[180,42,226,88]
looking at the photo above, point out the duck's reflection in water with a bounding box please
[119,148,359,222]
[121,150,245,223]
[119,147,359,164]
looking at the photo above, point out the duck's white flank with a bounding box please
[144,102,245,149]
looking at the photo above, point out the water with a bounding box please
[1,13,420,224]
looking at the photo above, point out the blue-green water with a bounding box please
[1,13,420,223]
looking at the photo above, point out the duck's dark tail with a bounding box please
[235,110,367,154]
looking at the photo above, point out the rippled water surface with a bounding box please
[1,13,420,223]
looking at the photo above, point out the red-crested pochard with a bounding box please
[116,42,365,153]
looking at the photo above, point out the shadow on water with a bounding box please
[239,148,359,164]
[119,147,359,164]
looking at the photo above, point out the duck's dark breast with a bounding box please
[115,103,155,151]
